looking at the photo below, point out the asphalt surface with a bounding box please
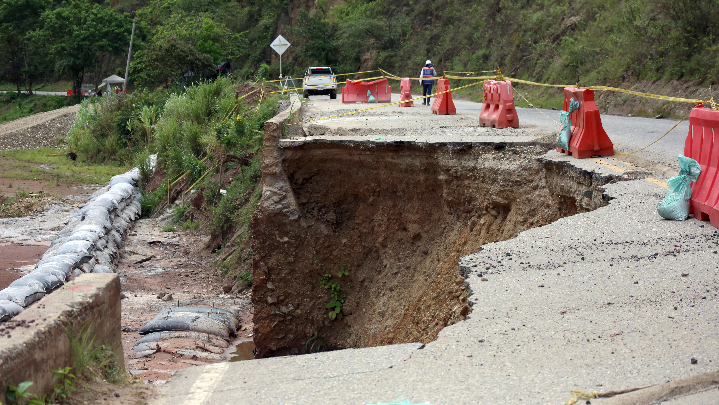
[152,94,718,405]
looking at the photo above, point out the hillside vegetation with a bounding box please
[4,0,717,93]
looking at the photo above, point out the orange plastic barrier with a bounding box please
[684,107,719,227]
[431,78,456,115]
[556,87,614,159]
[479,80,519,128]
[342,78,391,103]
[399,78,413,107]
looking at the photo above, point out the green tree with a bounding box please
[35,0,132,95]
[131,13,243,88]
[289,9,338,68]
[0,0,51,93]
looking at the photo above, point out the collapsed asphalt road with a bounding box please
[152,95,717,405]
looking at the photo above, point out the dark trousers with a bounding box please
[422,83,433,104]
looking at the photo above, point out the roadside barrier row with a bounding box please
[291,80,486,125]
[684,107,719,227]
[0,157,156,323]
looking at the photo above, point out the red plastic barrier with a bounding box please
[431,78,456,115]
[556,87,614,159]
[684,107,719,227]
[479,80,519,128]
[399,78,413,107]
[342,78,391,103]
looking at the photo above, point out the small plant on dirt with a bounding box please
[172,203,190,223]
[305,335,327,353]
[50,367,75,403]
[66,320,126,385]
[162,224,176,232]
[5,381,46,405]
[319,265,350,320]
[181,219,200,230]
[239,269,253,287]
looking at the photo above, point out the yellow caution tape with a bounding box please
[614,110,691,156]
[445,70,498,75]
[504,77,570,88]
[291,80,486,125]
[515,91,561,126]
[263,70,381,83]
[584,85,703,104]
[445,74,500,81]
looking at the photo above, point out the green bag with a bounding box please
[556,98,579,150]
[657,155,701,220]
[367,90,377,103]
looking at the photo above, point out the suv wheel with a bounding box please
[329,90,337,100]
[303,91,309,99]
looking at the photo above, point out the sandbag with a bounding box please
[109,230,122,248]
[82,199,118,211]
[80,216,112,232]
[37,253,92,268]
[56,240,94,255]
[0,300,24,322]
[109,182,135,198]
[556,98,579,150]
[67,230,101,244]
[74,224,105,237]
[109,175,136,186]
[50,236,69,247]
[657,155,701,221]
[135,331,231,347]
[138,312,233,339]
[92,265,114,274]
[94,250,113,266]
[10,272,63,293]
[0,285,45,307]
[155,307,240,331]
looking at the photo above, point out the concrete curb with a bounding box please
[0,273,123,402]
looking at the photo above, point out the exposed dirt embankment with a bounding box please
[251,141,613,357]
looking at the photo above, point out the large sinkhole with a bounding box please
[250,142,611,358]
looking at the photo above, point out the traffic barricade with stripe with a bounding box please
[342,78,391,103]
[399,78,413,107]
[684,106,719,227]
[556,87,614,159]
[479,80,519,128]
[431,78,456,115]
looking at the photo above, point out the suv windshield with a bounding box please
[309,67,333,75]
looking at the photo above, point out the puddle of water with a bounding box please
[229,340,255,362]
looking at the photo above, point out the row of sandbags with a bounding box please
[0,159,154,323]
[133,306,242,359]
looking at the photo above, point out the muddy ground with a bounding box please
[0,103,255,403]
[117,213,254,385]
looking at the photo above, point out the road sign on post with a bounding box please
[270,35,291,79]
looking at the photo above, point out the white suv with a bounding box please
[303,66,337,99]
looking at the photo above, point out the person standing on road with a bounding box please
[419,60,435,105]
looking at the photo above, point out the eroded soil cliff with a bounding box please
[251,141,611,357]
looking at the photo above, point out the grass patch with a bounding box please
[0,148,129,185]
[0,93,81,124]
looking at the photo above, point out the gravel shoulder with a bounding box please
[0,104,79,150]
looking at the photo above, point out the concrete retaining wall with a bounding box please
[0,157,156,400]
[0,273,122,402]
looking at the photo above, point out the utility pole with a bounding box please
[123,17,136,94]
